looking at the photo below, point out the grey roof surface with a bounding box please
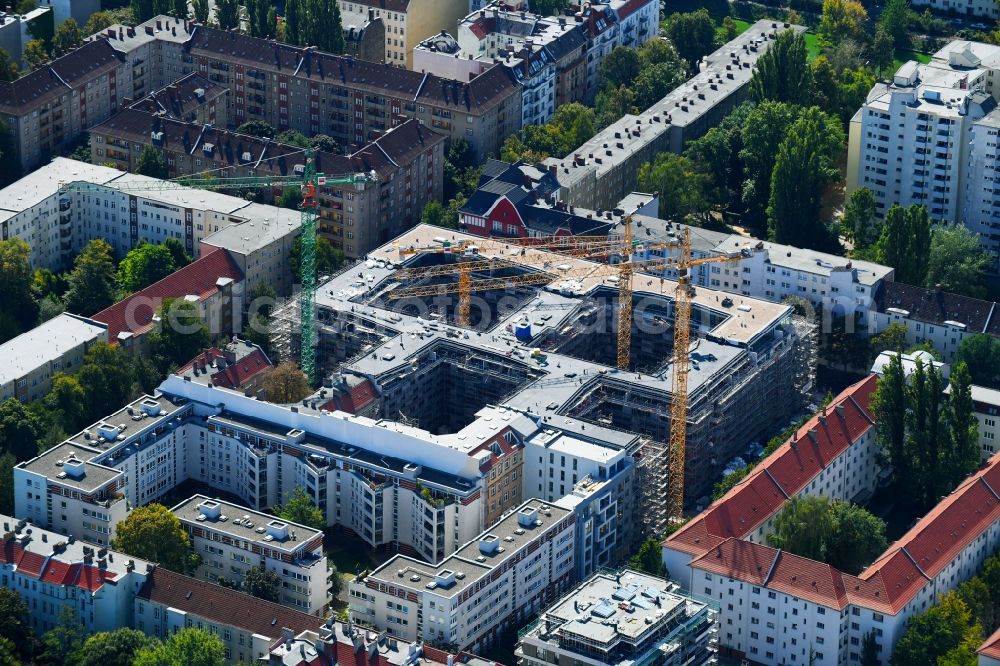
[0,314,107,385]
[18,442,122,492]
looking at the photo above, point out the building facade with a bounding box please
[337,0,471,68]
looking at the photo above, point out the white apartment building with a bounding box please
[911,0,998,20]
[0,313,108,402]
[947,383,1000,458]
[172,495,327,614]
[0,514,154,635]
[348,499,576,652]
[664,374,1000,666]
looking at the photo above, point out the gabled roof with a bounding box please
[137,567,319,638]
[175,344,273,390]
[92,247,243,343]
[689,538,777,586]
[873,280,1000,334]
[980,626,1000,660]
[128,72,225,121]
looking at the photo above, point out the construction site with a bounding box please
[270,224,817,536]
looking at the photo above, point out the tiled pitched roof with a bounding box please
[768,551,848,609]
[92,247,243,343]
[874,280,1000,334]
[128,73,225,120]
[689,538,778,586]
[137,567,319,638]
[980,626,1000,659]
[176,346,273,389]
[0,39,124,113]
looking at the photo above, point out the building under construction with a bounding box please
[271,224,816,537]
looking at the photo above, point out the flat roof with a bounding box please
[18,442,122,492]
[0,314,107,385]
[171,494,323,555]
[0,158,122,223]
[202,202,302,254]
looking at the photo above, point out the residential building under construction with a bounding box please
[270,224,816,538]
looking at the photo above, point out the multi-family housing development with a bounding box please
[664,375,1000,666]
[336,0,471,68]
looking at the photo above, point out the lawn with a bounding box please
[325,543,371,578]
[891,48,933,73]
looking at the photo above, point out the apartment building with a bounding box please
[0,515,154,635]
[38,0,99,26]
[0,313,108,402]
[869,281,1000,362]
[547,21,802,212]
[516,568,718,666]
[135,566,322,665]
[126,72,230,126]
[663,375,1000,666]
[172,495,327,614]
[0,7,53,66]
[342,9,386,64]
[945,383,1000,458]
[337,0,471,68]
[349,499,576,652]
[90,110,446,259]
[90,18,199,100]
[175,339,274,393]
[982,629,1000,666]
[911,0,997,20]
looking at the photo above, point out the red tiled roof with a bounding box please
[689,538,778,586]
[980,626,1000,659]
[614,0,650,19]
[846,549,926,614]
[92,247,243,343]
[321,379,377,414]
[768,551,848,609]
[137,567,318,638]
[177,346,273,389]
[16,549,45,576]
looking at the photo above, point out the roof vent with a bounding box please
[198,499,222,520]
[517,506,538,528]
[479,534,500,555]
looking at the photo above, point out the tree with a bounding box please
[112,503,197,573]
[277,486,325,529]
[0,588,31,660]
[925,224,991,298]
[818,0,868,44]
[310,134,339,153]
[956,577,996,636]
[0,452,15,515]
[633,60,685,109]
[244,565,281,602]
[842,187,877,247]
[871,322,907,356]
[133,628,224,666]
[749,30,811,105]
[136,144,168,179]
[65,239,117,316]
[767,107,844,250]
[638,152,709,222]
[77,342,135,419]
[879,0,911,49]
[0,637,20,666]
[860,631,879,666]
[262,362,311,403]
[0,48,18,82]
[163,237,192,268]
[767,496,836,561]
[0,238,39,343]
[192,0,209,24]
[76,628,157,666]
[628,538,666,577]
[24,39,49,70]
[52,18,83,55]
[247,0,276,37]
[83,11,116,36]
[276,129,309,148]
[0,398,45,462]
[875,204,931,286]
[825,500,888,574]
[329,563,344,597]
[117,242,178,294]
[236,120,276,139]
[528,0,569,14]
[598,47,641,89]
[39,606,85,666]
[872,29,895,76]
[420,200,458,229]
[666,9,717,71]
[595,84,636,129]
[44,373,87,434]
[288,234,343,281]
[284,0,302,45]
[941,362,981,494]
[956,334,1000,389]
[148,298,211,374]
[740,101,799,232]
[215,0,239,30]
[892,592,981,666]
[810,56,875,128]
[171,0,188,19]
[903,358,945,509]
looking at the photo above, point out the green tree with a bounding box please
[39,606,85,666]
[420,200,457,229]
[637,152,709,222]
[247,0,276,37]
[875,204,931,286]
[871,322,908,356]
[684,103,752,211]
[163,237,192,268]
[276,129,309,147]
[131,0,154,24]
[0,588,32,660]
[956,577,995,636]
[0,238,39,343]
[277,486,325,529]
[956,334,1000,389]
[24,39,49,70]
[0,48,19,82]
[65,239,117,316]
[83,11,117,36]
[825,500,888,574]
[171,0,187,19]
[628,538,667,577]
[77,342,135,428]
[528,0,569,14]
[136,144,168,179]
[767,107,844,249]
[52,18,82,55]
[0,637,20,666]
[879,0,911,49]
[76,628,157,666]
[860,631,879,666]
[117,242,178,294]
[133,628,224,666]
[818,0,868,44]
[925,224,991,297]
[215,0,239,30]
[597,46,641,89]
[262,362,311,403]
[284,0,302,44]
[941,361,981,494]
[0,398,45,461]
[711,464,753,500]
[595,84,636,129]
[740,101,800,233]
[192,0,209,24]
[665,9,717,70]
[236,120,276,139]
[0,453,15,515]
[112,503,198,573]
[842,187,877,247]
[310,134,339,153]
[767,496,836,562]
[243,565,281,602]
[633,60,685,109]
[892,592,981,666]
[749,30,811,105]
[148,298,211,373]
[288,234,344,281]
[44,373,87,434]
[872,29,895,76]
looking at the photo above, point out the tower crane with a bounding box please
[388,221,743,521]
[60,151,377,383]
